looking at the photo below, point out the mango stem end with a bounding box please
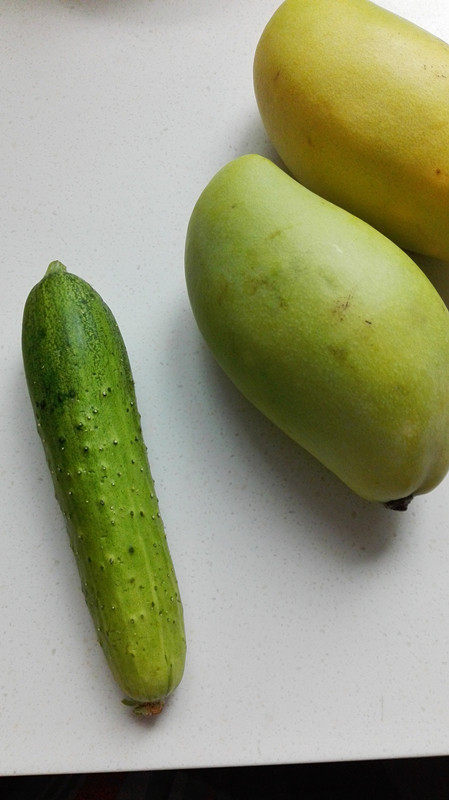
[383,493,414,511]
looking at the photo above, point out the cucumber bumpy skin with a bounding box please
[22,261,186,716]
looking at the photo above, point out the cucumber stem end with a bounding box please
[122,698,165,716]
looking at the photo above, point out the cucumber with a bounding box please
[22,261,186,716]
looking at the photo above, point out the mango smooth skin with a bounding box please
[254,0,449,261]
[185,154,449,507]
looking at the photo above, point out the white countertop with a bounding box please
[2,0,449,776]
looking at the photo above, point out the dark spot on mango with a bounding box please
[246,275,270,295]
[328,345,347,362]
[268,229,282,240]
[333,294,352,320]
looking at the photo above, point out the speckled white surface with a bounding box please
[2,0,449,777]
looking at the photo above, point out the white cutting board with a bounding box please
[2,0,449,776]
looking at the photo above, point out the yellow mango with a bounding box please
[254,0,449,260]
[185,155,449,506]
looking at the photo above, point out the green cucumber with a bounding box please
[22,261,186,716]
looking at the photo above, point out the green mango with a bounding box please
[185,155,449,506]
